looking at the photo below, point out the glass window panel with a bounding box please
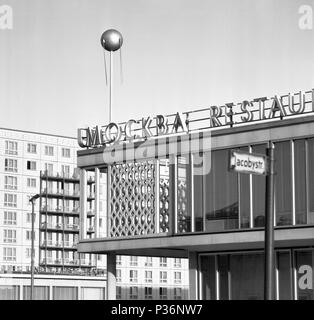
[238,147,250,228]
[81,287,104,300]
[200,255,216,300]
[23,286,49,300]
[218,255,229,300]
[204,150,238,232]
[295,250,314,300]
[230,253,264,300]
[0,285,19,300]
[252,144,267,227]
[277,251,292,300]
[177,155,191,233]
[53,286,78,300]
[275,141,292,226]
[193,153,204,231]
[307,138,314,223]
[295,140,307,224]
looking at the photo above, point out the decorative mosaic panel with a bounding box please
[109,161,157,237]
[159,177,170,233]
[177,179,190,233]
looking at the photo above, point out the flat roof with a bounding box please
[0,126,76,140]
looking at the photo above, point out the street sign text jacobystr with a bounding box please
[229,150,268,175]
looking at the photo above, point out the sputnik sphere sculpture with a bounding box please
[100,29,123,52]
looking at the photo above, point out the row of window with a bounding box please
[2,211,36,225]
[2,247,36,262]
[117,269,182,284]
[1,230,36,243]
[3,193,39,207]
[4,176,36,189]
[4,158,71,174]
[4,140,71,158]
[116,286,183,300]
[174,138,314,234]
[116,256,182,268]
[0,285,104,300]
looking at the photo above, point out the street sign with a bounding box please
[229,150,268,175]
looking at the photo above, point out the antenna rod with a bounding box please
[100,29,123,124]
[109,51,113,122]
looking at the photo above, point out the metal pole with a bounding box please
[31,200,35,300]
[109,51,113,123]
[264,143,275,300]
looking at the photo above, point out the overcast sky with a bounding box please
[1,0,314,137]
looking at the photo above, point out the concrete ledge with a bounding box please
[77,227,314,257]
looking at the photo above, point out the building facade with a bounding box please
[77,89,314,300]
[0,127,189,299]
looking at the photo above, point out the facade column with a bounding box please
[79,169,87,240]
[106,252,116,300]
[188,251,199,300]
[94,167,100,238]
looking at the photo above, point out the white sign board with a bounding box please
[229,150,268,175]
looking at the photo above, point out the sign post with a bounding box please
[264,144,275,300]
[230,146,275,300]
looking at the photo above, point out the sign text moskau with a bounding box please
[229,150,268,175]
[78,89,314,148]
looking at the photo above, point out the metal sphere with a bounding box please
[100,29,123,52]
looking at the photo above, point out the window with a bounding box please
[295,140,307,225]
[45,146,54,156]
[53,287,78,300]
[27,213,35,223]
[204,149,238,232]
[45,163,53,174]
[145,257,153,267]
[26,248,31,258]
[27,178,36,188]
[174,272,182,284]
[4,229,16,243]
[144,287,153,299]
[61,165,70,177]
[5,158,17,172]
[160,257,167,267]
[116,269,121,282]
[159,287,167,300]
[0,285,19,300]
[129,287,138,300]
[174,288,182,300]
[26,230,35,241]
[27,161,36,171]
[62,148,70,158]
[4,193,17,207]
[275,141,292,226]
[160,271,167,283]
[3,248,16,261]
[4,211,16,225]
[130,270,138,283]
[116,255,121,265]
[145,271,152,283]
[4,176,17,190]
[174,258,181,268]
[130,256,138,266]
[116,286,122,300]
[5,141,18,155]
[27,143,37,154]
[23,286,49,300]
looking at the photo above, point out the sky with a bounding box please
[1,0,314,137]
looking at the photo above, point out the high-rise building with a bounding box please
[0,127,189,300]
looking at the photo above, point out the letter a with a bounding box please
[298,265,313,290]
[299,5,313,30]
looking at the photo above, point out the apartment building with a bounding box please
[0,127,189,299]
